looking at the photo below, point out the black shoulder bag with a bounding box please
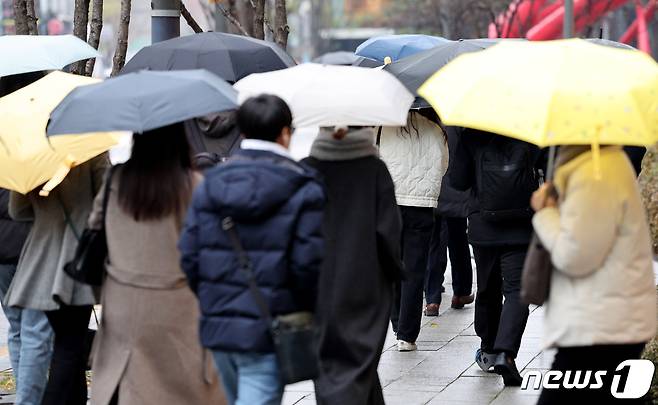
[222,217,320,384]
[63,166,116,286]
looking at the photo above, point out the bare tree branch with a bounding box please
[181,1,203,33]
[111,0,131,76]
[13,0,30,35]
[85,0,103,76]
[217,4,250,36]
[273,0,289,49]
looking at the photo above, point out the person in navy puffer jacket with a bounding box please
[179,95,324,405]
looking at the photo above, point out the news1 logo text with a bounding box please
[521,360,655,399]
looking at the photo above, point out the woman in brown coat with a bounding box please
[88,123,225,405]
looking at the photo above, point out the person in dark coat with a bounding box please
[184,111,243,170]
[179,95,324,405]
[303,127,403,405]
[424,127,474,316]
[451,129,542,387]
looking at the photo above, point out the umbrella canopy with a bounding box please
[585,38,636,50]
[313,51,360,65]
[312,52,380,67]
[234,64,414,127]
[355,34,450,62]
[385,38,502,109]
[0,71,122,195]
[121,32,296,83]
[418,38,658,148]
[0,35,99,77]
[47,70,238,136]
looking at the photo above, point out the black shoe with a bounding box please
[493,353,523,386]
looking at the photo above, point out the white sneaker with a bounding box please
[397,340,417,352]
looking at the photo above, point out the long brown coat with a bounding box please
[88,168,225,405]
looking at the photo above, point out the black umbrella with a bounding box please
[352,56,382,68]
[384,38,503,108]
[121,32,296,83]
[47,70,238,136]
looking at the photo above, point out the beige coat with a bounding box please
[88,168,225,405]
[533,146,657,349]
[7,155,109,310]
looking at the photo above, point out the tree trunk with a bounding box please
[111,0,131,76]
[253,0,265,39]
[13,0,29,35]
[25,0,38,34]
[273,0,289,49]
[237,0,255,36]
[71,0,90,75]
[85,0,104,76]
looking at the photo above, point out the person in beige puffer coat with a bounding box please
[379,110,449,351]
[532,145,657,405]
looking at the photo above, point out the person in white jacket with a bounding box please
[531,145,657,404]
[380,110,449,351]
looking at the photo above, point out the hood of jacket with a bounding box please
[199,149,317,221]
[553,146,622,196]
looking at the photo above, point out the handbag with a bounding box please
[222,216,320,384]
[63,166,116,286]
[520,233,552,306]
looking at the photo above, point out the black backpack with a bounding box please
[475,137,540,222]
[184,112,242,171]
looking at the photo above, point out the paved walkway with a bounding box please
[283,271,553,405]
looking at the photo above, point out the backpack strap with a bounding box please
[221,217,273,324]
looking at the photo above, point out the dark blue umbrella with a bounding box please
[355,34,450,62]
[47,70,238,136]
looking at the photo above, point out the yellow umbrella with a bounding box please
[0,71,122,196]
[418,38,658,148]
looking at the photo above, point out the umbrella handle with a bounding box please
[39,155,75,197]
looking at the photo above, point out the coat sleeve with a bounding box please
[532,174,619,278]
[178,186,204,293]
[450,129,475,191]
[376,161,404,281]
[87,177,106,231]
[8,191,34,221]
[288,181,325,312]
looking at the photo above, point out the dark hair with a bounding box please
[0,71,46,97]
[236,95,293,142]
[398,109,447,143]
[118,122,194,222]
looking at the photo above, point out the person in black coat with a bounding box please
[451,129,542,387]
[424,127,474,315]
[303,127,403,405]
[179,96,324,405]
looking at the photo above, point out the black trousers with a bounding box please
[425,216,473,305]
[473,245,529,356]
[391,206,434,343]
[42,304,93,405]
[537,343,646,405]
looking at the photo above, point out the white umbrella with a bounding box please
[0,35,99,77]
[234,63,414,127]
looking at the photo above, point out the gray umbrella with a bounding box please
[47,70,238,136]
[585,38,636,50]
